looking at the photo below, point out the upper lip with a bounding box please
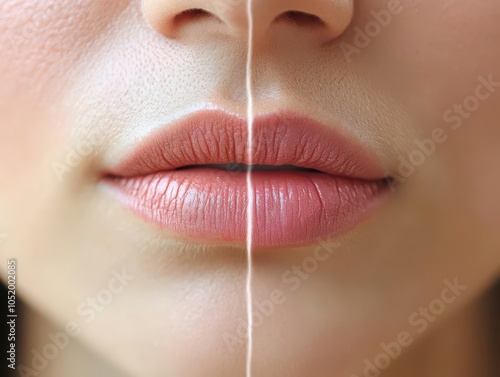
[107,109,385,180]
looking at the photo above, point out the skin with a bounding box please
[0,0,499,376]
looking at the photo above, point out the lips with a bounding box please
[104,110,390,248]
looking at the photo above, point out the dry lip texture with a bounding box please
[105,110,390,247]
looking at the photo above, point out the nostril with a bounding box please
[173,8,218,28]
[276,11,325,26]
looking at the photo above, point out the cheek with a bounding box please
[351,0,500,122]
[0,103,59,234]
[344,0,500,266]
[0,0,129,95]
[0,1,131,224]
[448,110,500,235]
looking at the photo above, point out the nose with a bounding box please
[142,0,354,43]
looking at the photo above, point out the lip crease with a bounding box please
[104,110,390,248]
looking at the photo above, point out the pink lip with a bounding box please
[105,110,390,248]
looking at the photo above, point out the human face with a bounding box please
[1,1,499,376]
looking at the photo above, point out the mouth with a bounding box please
[104,110,392,248]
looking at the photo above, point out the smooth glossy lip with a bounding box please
[104,110,390,248]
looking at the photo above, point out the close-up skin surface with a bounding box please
[0,0,499,376]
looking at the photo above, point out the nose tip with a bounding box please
[142,0,354,43]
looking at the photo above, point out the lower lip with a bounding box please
[105,168,388,248]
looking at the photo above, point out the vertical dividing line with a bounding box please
[245,0,254,376]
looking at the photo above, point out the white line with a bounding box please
[245,0,254,376]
